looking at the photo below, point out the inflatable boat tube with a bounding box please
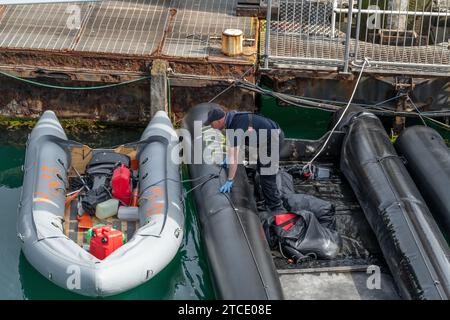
[337,108,450,300]
[18,110,183,297]
[395,126,450,240]
[183,103,283,300]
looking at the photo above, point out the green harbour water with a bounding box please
[0,127,215,300]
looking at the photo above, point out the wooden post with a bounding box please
[393,76,413,135]
[394,96,406,135]
[150,59,168,118]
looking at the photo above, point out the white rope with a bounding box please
[303,58,371,173]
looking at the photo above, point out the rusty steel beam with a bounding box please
[0,62,256,86]
[0,65,256,85]
[0,63,147,82]
[0,46,256,81]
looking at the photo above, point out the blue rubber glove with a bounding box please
[219,180,234,193]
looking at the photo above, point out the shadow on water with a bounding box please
[0,144,24,189]
[0,125,214,300]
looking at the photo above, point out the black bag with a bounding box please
[263,211,342,263]
[284,193,336,230]
[86,151,130,175]
[81,186,111,216]
[81,151,131,215]
[255,168,342,263]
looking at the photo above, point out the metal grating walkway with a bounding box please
[263,0,450,75]
[0,0,256,60]
[162,0,253,58]
[0,3,93,51]
[262,32,450,67]
[74,0,171,55]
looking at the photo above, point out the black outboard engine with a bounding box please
[81,151,130,215]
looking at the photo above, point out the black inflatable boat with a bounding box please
[396,126,450,241]
[183,103,283,300]
[337,108,450,299]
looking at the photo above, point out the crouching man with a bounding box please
[204,105,286,213]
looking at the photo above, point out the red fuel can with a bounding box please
[89,226,124,260]
[112,164,131,205]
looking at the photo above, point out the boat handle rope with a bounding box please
[218,166,270,298]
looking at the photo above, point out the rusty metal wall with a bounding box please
[266,74,450,111]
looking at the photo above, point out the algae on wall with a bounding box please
[0,119,144,149]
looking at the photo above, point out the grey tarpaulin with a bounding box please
[276,170,336,230]
[285,194,336,230]
[276,170,295,198]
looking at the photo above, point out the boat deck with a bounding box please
[63,143,140,248]
[271,163,400,300]
[64,196,139,248]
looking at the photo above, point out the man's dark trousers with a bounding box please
[256,129,286,212]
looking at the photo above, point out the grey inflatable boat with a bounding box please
[17,110,183,297]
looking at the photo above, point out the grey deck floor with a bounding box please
[279,268,399,300]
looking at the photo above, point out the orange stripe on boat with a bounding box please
[33,192,49,199]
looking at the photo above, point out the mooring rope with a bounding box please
[302,58,371,173]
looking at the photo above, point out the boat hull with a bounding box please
[396,126,450,240]
[17,111,183,297]
[338,108,450,299]
[183,103,284,300]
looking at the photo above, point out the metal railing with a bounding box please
[263,0,450,75]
